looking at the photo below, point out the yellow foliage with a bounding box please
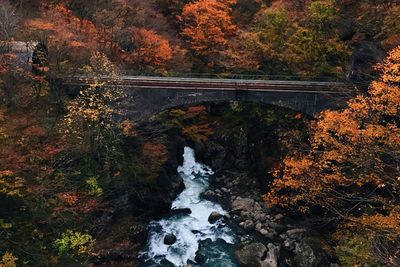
[60,52,125,159]
[0,252,17,267]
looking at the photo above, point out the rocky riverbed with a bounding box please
[194,135,339,267]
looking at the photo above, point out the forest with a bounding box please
[0,0,399,266]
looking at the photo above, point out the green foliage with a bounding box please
[255,2,350,77]
[308,1,335,30]
[55,230,95,257]
[335,234,379,267]
[86,177,103,197]
[257,8,288,60]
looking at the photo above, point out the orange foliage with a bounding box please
[180,0,237,60]
[120,119,138,137]
[121,28,173,72]
[347,211,400,240]
[58,192,79,206]
[26,4,99,65]
[266,46,400,221]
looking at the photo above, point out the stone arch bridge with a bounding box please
[63,76,355,121]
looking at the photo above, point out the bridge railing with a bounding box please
[119,70,349,83]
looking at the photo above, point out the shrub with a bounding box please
[86,177,103,197]
[55,230,95,257]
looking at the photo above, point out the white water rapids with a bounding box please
[141,147,236,266]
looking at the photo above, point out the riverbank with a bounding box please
[132,102,338,266]
[195,137,338,266]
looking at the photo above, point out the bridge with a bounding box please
[63,75,355,120]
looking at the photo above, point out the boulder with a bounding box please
[170,208,192,216]
[236,242,268,267]
[260,229,275,240]
[260,243,279,267]
[286,228,306,239]
[164,234,177,245]
[208,211,223,224]
[294,238,330,267]
[243,219,255,231]
[255,223,263,232]
[232,197,254,212]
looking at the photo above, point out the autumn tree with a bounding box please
[61,52,125,163]
[26,4,99,71]
[255,1,350,77]
[179,0,237,69]
[265,46,400,265]
[120,28,173,73]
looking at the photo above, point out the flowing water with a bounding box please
[140,147,237,266]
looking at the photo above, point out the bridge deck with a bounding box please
[64,76,354,94]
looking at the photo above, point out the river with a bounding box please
[140,147,237,266]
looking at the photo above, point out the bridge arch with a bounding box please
[122,87,350,121]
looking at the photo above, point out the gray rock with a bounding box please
[260,243,279,267]
[286,228,306,239]
[274,214,284,220]
[256,223,263,232]
[221,187,230,193]
[164,234,177,245]
[260,229,275,240]
[243,219,254,231]
[208,211,223,224]
[232,197,255,212]
[294,238,330,267]
[235,242,267,267]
